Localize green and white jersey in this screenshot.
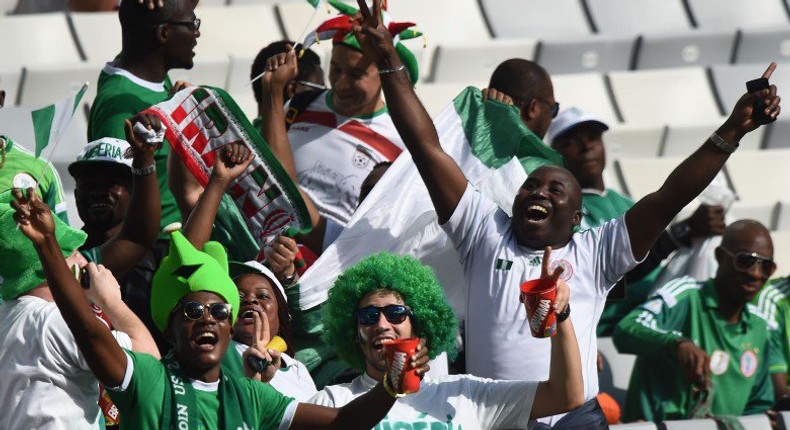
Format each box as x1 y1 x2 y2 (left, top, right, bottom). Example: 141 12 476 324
753 277 790 380
0 137 68 223
109 351 296 429
613 277 774 422
579 188 634 231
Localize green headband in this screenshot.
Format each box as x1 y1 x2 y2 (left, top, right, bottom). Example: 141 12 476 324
0 190 87 300
151 228 239 332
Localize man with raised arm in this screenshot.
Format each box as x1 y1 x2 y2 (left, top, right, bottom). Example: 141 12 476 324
348 0 781 426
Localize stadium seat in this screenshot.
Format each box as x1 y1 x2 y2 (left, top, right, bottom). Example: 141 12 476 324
0 13 82 68
616 156 683 200
737 414 773 430
197 0 227 6
735 28 790 64
68 12 122 63
414 82 482 118
634 30 737 71
169 56 230 90
776 231 790 273
604 123 666 158
479 0 591 39
709 63 775 114
225 55 255 94
428 40 538 83
728 201 779 229
662 121 763 157
193 5 282 60
659 419 719 429
276 1 327 41
727 149 790 203
0 0 16 14
778 409 790 430
551 72 620 126
597 337 636 410
0 66 23 107
686 0 789 30
609 423 657 430
607 67 722 125
535 35 635 75
762 119 790 150
777 202 790 231
19 63 101 109
585 0 692 37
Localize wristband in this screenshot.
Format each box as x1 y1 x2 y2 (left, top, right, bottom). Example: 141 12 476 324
280 272 298 289
557 304 571 323
378 64 405 75
382 374 407 398
131 164 156 176
709 132 738 154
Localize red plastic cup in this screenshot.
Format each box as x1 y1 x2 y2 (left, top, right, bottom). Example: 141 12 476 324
520 278 558 338
383 338 421 394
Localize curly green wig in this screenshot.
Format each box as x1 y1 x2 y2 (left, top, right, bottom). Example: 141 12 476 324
322 253 458 371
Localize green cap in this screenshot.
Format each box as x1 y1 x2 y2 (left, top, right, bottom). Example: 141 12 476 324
0 191 87 300
151 227 239 332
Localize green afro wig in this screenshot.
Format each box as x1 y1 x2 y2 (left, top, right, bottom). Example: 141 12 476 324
322 252 457 371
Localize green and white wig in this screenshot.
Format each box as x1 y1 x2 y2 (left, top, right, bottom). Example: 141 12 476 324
322 252 457 371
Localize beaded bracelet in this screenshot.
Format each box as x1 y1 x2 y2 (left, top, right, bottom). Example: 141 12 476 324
382 374 407 398
131 164 156 176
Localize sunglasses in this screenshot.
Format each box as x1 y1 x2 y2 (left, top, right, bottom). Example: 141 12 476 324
177 301 232 322
720 247 776 277
356 304 413 326
536 98 560 118
165 18 201 32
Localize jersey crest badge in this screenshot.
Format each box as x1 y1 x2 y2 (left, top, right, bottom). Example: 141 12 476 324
352 145 373 169
740 350 758 377
709 350 729 375
549 259 574 281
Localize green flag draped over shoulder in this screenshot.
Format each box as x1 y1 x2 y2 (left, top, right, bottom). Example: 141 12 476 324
297 86 564 315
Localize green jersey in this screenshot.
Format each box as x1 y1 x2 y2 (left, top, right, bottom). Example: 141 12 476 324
753 277 790 383
613 277 774 421
88 64 259 260
0 137 68 223
109 351 294 429
582 188 661 336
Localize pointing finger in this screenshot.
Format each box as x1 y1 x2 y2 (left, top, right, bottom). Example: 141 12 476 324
541 246 552 278
762 62 777 79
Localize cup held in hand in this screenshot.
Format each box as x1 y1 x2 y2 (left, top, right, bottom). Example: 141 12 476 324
382 337 421 394
520 278 558 338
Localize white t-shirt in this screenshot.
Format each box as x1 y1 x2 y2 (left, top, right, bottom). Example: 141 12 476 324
287 91 405 226
233 342 318 401
442 185 639 423
309 373 538 429
0 295 132 430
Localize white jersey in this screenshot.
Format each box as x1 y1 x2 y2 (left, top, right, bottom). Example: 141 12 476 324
287 90 404 225
309 373 538 429
0 296 131 430
442 185 639 424
233 342 317 401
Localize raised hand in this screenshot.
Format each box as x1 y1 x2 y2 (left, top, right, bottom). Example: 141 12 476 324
209 143 254 188
138 0 164 10
725 63 781 137
481 88 514 105
266 235 299 281
242 310 281 382
262 46 299 95
124 112 163 157
539 247 569 314
11 188 55 246
352 0 399 68
676 339 710 390
84 263 122 309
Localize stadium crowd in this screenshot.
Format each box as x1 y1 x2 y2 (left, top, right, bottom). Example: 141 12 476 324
2 0 790 429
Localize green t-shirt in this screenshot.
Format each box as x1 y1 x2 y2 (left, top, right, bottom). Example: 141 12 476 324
109 351 294 429
88 66 259 260
0 137 69 223
613 278 775 421
753 277 790 382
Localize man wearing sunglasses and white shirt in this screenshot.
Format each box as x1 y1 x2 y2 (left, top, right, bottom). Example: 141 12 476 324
614 219 779 422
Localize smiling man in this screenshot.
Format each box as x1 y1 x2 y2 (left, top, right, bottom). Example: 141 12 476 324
613 220 777 421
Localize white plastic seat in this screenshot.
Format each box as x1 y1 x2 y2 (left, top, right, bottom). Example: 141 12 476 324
535 35 635 75
736 414 773 430
727 149 790 203
225 91 258 123
728 201 779 229
604 123 666 159
0 0 17 14
686 0 789 30
616 156 684 200
225 55 255 94
0 67 23 107
429 40 538 83
660 419 719 430
608 67 722 125
169 56 230 89
68 12 122 63
276 1 323 41
479 0 591 39
19 63 101 109
197 0 227 6
585 0 692 37
777 201 790 231
775 231 790 273
735 27 790 64
0 13 82 68
551 73 619 126
634 30 737 70
663 121 763 157
609 423 657 430
709 63 773 113
762 119 790 150
194 5 282 59
414 82 480 118
597 337 636 410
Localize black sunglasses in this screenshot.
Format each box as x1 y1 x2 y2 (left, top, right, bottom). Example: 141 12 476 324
165 18 201 31
356 304 413 326
720 247 776 277
177 301 232 322
536 98 560 118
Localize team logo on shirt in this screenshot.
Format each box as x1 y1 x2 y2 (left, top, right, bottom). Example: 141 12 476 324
12 173 36 190
549 260 573 281
495 258 513 271
709 350 730 375
740 350 758 377
528 256 541 267
352 145 374 169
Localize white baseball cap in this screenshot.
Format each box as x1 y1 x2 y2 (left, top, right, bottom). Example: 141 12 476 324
68 137 133 178
547 107 609 145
